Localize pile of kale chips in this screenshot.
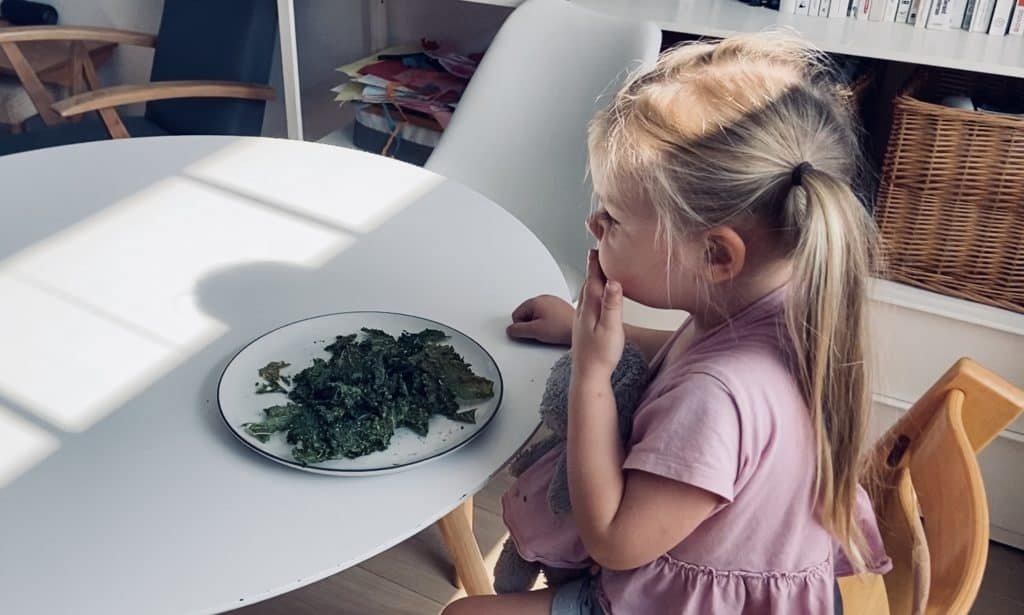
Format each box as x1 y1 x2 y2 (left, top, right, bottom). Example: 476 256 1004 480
243 328 495 465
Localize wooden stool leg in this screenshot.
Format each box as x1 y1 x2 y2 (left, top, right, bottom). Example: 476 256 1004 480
437 496 492 596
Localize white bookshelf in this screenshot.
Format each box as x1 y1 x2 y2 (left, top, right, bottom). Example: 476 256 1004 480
459 0 1024 78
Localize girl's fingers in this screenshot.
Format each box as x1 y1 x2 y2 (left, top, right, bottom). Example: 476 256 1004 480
511 300 534 323
599 280 623 329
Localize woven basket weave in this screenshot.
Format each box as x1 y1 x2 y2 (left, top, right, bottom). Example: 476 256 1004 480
874 68 1024 314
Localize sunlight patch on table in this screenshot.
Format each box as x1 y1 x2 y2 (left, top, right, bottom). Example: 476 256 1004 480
183 138 444 233
0 275 179 431
0 176 352 431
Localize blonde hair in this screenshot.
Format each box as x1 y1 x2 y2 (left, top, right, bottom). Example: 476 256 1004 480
588 31 877 569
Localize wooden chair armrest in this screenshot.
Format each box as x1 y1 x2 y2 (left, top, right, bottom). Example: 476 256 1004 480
52 81 276 116
0 25 156 47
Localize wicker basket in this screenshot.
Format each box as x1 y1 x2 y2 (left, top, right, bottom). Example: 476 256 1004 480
874 68 1024 313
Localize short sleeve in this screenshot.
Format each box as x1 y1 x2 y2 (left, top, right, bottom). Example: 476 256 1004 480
623 372 741 502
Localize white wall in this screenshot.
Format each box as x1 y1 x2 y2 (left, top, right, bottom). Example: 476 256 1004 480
47 0 162 87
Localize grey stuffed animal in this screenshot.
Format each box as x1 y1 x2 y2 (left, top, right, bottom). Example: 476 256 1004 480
493 342 651 594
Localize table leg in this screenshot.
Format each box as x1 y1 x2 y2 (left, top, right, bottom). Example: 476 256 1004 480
450 496 475 590
437 496 492 596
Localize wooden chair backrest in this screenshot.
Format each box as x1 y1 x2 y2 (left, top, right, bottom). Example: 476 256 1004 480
841 358 1024 615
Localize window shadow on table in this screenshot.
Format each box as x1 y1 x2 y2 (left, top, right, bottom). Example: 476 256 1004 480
0 138 239 264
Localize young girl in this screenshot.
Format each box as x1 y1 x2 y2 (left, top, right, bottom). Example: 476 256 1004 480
444 31 890 615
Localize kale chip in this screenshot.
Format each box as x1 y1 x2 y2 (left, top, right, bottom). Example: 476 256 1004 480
241 328 494 465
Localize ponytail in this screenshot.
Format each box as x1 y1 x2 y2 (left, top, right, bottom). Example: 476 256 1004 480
785 166 877 570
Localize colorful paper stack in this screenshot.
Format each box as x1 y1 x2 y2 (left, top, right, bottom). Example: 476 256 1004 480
333 40 482 131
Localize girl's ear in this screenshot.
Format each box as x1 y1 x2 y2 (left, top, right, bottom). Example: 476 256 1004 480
702 226 746 283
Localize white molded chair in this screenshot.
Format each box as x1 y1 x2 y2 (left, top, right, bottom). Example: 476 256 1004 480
428 1 661 597
426 0 661 294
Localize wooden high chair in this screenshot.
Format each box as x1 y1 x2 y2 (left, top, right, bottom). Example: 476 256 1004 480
838 358 1024 615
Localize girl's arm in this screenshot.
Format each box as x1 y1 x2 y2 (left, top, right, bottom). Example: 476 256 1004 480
567 377 720 571
507 295 675 361
570 251 719 571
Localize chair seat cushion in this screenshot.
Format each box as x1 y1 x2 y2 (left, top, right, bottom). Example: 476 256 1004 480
0 115 169 156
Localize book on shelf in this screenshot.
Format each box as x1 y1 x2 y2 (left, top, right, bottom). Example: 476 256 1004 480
848 0 859 16
1010 0 1024 33
858 0 871 19
819 0 833 16
961 0 978 27
829 0 849 17
953 0 970 26
989 0 1015 32
927 0 957 28
896 0 914 21
884 0 902 19
809 0 823 16
869 0 887 18
910 0 935 24
969 0 996 30
795 0 812 14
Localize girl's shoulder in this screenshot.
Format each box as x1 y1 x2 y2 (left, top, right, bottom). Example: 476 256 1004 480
656 337 799 404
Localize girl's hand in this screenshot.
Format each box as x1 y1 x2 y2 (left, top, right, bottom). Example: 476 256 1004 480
572 250 624 382
507 295 575 346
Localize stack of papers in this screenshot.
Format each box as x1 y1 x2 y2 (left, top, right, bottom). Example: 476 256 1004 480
332 40 482 130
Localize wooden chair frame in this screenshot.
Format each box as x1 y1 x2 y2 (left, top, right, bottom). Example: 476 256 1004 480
0 26 274 139
840 358 1024 615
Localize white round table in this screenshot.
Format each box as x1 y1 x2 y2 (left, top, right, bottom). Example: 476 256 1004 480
0 136 569 614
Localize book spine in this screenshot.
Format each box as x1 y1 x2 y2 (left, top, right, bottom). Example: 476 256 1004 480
897 0 914 21
830 0 849 17
970 0 995 29
908 0 923 22
796 0 813 14
810 0 824 15
950 0 969 26
858 0 872 18
917 0 936 24
1009 0 1024 33
884 0 902 19
989 0 1015 32
870 0 888 18
819 0 834 16
962 0 978 27
927 0 953 28
970 0 995 30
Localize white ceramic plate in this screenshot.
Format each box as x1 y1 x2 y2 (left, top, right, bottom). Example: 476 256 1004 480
218 312 503 476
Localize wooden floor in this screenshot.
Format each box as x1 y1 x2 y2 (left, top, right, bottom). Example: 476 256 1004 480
233 467 1024 615
232 468 519 615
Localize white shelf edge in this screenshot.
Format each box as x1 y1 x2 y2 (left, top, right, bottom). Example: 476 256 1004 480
459 0 1024 78
873 392 1024 443
869 278 1024 337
